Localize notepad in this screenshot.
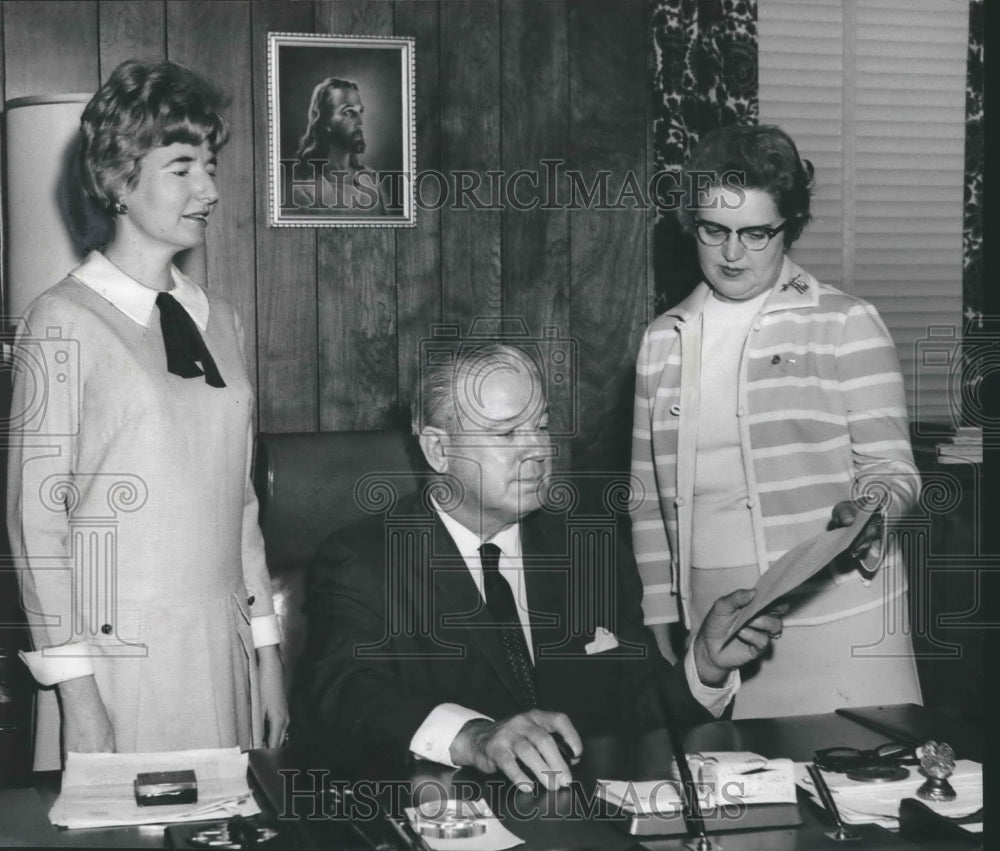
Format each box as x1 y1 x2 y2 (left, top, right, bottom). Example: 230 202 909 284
688 752 798 806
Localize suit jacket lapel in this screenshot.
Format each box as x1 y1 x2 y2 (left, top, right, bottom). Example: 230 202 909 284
429 513 527 706
521 513 570 661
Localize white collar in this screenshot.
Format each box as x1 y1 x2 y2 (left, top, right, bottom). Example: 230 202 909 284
433 500 523 563
70 251 211 331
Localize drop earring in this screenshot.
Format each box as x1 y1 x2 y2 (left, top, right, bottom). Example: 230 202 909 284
112 200 128 215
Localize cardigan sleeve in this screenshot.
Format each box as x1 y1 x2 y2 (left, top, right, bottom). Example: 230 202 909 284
837 300 921 519
630 325 680 625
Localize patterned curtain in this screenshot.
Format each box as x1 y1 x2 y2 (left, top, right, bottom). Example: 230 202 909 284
962 0 983 327
650 0 759 313
959 0 984 429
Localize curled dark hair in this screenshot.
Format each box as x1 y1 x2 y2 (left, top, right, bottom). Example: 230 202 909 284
296 77 363 169
80 59 229 213
679 124 814 248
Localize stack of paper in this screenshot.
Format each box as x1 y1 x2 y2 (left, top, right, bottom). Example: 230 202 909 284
794 760 982 829
937 426 983 464
48 747 259 829
596 779 689 815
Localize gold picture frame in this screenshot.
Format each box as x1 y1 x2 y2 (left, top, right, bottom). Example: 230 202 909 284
267 32 416 227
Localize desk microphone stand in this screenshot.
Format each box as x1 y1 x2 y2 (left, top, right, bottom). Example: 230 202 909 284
656 677 721 851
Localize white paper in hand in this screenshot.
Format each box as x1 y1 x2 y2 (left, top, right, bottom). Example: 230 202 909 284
723 508 877 642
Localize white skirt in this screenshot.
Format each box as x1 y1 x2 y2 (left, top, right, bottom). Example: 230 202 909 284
689 564 922 719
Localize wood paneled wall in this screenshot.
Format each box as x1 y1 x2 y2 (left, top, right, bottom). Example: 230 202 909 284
1 0 654 474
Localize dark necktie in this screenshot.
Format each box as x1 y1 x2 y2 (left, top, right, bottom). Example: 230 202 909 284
155 291 226 388
479 542 537 710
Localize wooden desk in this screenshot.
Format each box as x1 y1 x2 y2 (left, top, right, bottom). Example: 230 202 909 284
250 704 982 851
0 704 982 849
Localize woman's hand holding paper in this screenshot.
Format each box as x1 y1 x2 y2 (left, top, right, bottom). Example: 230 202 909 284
831 502 884 565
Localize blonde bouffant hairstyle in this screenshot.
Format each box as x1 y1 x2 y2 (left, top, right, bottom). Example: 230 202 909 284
80 59 229 214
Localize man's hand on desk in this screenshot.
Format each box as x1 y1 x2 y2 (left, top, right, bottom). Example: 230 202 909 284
450 711 583 792
693 588 786 687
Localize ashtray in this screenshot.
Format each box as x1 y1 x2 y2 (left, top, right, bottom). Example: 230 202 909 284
845 765 910 783
411 799 490 839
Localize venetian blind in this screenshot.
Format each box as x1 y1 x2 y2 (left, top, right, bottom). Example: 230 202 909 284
757 0 968 426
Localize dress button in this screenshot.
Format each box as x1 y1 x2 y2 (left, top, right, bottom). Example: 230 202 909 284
675 497 686 508
752 322 762 331
247 595 255 606
101 624 112 635
746 498 756 508
771 355 781 364
736 407 745 416
669 404 681 416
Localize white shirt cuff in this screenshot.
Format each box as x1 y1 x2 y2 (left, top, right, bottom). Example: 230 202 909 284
20 644 96 686
409 703 492 767
251 614 281 648
684 647 740 718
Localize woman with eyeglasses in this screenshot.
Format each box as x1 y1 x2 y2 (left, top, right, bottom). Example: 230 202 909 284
630 124 922 717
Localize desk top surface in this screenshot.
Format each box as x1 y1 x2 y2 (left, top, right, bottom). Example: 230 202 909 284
0 703 983 850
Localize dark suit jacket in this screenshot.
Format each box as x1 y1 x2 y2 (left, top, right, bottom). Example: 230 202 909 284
293 491 713 767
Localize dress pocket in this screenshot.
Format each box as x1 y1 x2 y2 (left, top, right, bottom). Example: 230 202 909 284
232 591 252 626
230 592 263 747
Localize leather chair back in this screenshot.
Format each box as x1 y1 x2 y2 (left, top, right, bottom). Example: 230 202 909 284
252 430 425 691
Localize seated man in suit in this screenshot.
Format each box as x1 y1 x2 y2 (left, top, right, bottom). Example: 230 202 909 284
294 343 782 790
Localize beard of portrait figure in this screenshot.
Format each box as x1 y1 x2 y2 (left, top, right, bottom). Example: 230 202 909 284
329 119 365 155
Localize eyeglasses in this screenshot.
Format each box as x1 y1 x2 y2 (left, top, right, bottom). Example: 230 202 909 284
694 219 788 251
814 742 918 773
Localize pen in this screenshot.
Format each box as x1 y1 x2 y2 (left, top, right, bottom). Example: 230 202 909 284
387 814 430 851
806 762 857 841
671 734 710 846
654 677 713 849
349 818 393 851
386 815 414 850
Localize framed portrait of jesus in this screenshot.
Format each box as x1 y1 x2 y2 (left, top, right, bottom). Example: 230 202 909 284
268 32 416 227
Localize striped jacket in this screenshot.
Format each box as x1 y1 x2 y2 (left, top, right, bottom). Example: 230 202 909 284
630 257 920 629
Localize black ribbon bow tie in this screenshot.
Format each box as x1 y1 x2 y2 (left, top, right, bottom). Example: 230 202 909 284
155 291 225 388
